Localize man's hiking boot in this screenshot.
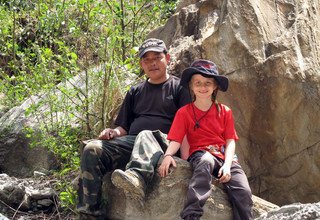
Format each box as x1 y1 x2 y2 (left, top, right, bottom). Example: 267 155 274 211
111 169 146 200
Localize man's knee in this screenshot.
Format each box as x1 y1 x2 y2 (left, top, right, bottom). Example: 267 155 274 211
134 130 155 146
137 130 153 138
82 140 103 157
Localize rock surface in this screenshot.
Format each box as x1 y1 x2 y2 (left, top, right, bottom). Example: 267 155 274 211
256 202 320 220
149 0 320 206
0 162 317 220
102 157 278 220
0 0 319 211
0 71 87 177
0 96 58 177
0 173 57 215
0 66 134 178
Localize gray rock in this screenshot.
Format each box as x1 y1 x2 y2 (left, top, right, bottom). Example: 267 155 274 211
256 202 320 220
0 213 9 220
33 171 46 177
37 199 54 207
1 0 319 215
149 0 320 206
102 157 278 220
0 174 56 212
0 66 135 178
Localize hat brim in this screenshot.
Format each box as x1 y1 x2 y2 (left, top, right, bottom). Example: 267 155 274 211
180 67 229 92
139 47 166 58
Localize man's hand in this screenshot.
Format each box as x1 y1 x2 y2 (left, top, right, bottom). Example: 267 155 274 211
218 164 231 183
98 128 120 140
159 155 177 177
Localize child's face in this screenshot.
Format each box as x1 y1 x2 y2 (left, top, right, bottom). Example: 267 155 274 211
190 74 218 99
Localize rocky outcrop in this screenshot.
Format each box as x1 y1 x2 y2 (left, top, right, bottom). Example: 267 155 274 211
0 93 64 177
1 159 318 220
0 97 58 177
0 66 134 177
0 71 87 177
1 0 319 214
256 202 320 220
0 173 57 215
149 0 320 206
102 157 278 220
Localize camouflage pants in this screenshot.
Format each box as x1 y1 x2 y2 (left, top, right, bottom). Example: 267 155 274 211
77 130 169 214
77 135 136 214
126 130 169 184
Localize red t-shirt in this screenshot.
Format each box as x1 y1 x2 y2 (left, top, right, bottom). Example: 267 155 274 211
167 103 239 160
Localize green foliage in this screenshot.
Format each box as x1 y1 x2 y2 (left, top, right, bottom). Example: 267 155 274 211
0 0 178 212
24 124 81 209
24 125 80 169
58 184 77 209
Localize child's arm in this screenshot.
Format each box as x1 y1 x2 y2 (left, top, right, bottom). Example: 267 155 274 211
218 139 235 183
158 141 181 177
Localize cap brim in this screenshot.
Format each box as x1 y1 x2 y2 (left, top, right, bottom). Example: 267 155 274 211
180 67 229 92
139 47 166 58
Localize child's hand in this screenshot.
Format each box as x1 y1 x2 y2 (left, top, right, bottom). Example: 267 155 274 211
158 155 176 177
218 164 231 183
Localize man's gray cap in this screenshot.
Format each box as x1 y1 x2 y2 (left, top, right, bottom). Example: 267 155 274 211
138 38 167 58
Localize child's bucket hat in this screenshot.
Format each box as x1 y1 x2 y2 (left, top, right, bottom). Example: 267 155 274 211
180 59 229 92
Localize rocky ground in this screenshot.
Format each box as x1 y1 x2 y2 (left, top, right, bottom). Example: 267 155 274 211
1 209 75 220
1 170 320 220
0 173 77 220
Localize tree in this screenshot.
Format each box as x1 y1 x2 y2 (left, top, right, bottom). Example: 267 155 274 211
0 0 177 211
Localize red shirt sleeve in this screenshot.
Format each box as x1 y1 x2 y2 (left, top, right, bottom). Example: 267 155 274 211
167 107 188 143
222 106 239 141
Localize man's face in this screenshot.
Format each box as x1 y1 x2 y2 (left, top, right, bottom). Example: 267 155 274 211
139 51 170 83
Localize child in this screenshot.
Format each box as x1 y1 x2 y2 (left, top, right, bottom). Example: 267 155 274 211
159 59 253 220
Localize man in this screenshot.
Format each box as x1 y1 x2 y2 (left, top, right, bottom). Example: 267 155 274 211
77 38 190 219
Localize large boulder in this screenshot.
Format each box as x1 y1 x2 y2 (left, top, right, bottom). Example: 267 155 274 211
0 70 87 177
149 0 320 206
0 66 134 178
102 157 278 220
0 96 58 177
